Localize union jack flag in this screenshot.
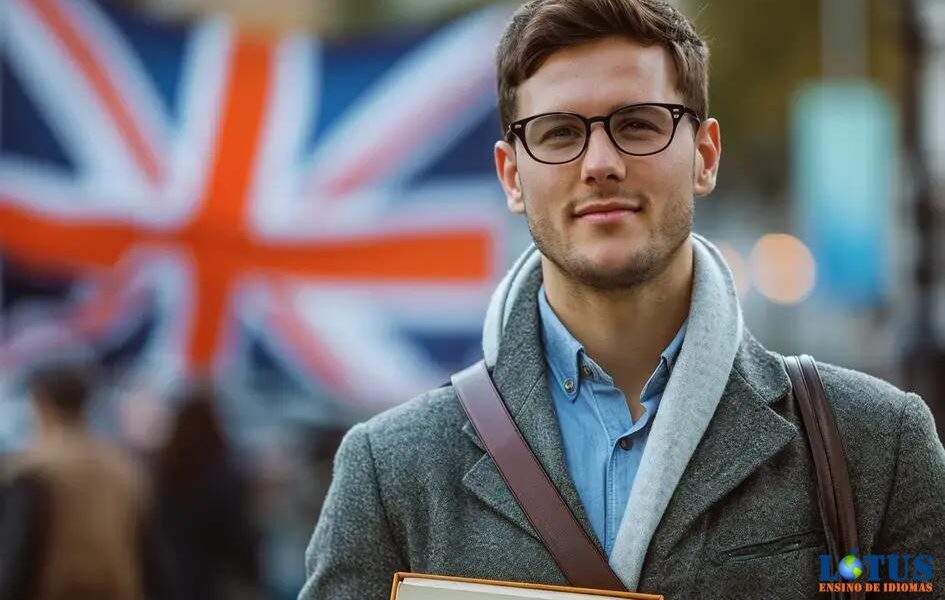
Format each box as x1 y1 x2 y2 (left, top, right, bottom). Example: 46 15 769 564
0 0 509 427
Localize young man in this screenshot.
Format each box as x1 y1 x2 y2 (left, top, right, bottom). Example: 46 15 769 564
299 1 945 598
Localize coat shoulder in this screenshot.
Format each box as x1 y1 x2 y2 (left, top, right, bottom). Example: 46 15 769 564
802 360 921 477
813 360 912 418
738 331 916 445
336 383 479 532
357 383 469 461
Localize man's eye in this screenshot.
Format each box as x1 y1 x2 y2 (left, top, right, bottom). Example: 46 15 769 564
620 119 657 132
544 127 580 140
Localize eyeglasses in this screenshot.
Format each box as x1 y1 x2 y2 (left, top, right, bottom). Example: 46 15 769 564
506 102 701 165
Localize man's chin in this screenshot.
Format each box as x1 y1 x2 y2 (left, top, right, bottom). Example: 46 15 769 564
563 254 657 290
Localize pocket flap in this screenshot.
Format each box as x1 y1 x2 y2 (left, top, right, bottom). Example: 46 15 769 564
714 530 827 563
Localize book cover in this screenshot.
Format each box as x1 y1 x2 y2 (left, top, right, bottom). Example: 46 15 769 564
390 572 664 600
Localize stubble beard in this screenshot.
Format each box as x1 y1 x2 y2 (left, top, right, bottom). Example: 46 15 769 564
524 193 694 292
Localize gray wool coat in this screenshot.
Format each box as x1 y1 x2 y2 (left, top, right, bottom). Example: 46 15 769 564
299 266 945 600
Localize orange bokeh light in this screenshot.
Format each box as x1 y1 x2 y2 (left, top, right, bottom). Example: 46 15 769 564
749 234 817 305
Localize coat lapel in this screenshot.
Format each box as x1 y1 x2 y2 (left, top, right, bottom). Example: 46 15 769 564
646 333 797 559
461 267 601 551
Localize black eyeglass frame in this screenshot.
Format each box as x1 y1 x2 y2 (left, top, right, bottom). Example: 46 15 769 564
505 102 702 165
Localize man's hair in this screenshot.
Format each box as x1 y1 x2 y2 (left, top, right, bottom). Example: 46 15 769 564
29 363 93 421
495 0 709 134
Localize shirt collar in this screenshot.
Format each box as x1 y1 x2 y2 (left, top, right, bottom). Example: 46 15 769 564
538 284 688 402
537 284 584 400
661 318 687 371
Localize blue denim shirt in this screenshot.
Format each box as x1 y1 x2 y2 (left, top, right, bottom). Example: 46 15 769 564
537 284 687 556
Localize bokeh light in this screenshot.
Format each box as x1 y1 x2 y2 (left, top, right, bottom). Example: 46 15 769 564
749 233 817 305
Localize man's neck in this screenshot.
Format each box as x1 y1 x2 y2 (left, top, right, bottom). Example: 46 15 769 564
541 239 694 416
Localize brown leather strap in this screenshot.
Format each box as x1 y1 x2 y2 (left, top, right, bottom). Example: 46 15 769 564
783 355 862 600
451 360 627 591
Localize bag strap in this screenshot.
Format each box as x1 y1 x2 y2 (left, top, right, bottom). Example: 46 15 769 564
783 355 863 600
451 360 627 591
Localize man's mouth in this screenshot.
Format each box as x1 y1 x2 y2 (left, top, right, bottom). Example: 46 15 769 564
573 201 642 221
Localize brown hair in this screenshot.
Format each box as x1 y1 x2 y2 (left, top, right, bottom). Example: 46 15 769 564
495 0 709 134
155 381 228 488
29 362 93 422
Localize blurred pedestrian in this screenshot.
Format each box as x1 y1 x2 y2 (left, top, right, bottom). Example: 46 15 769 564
154 382 263 600
0 361 172 600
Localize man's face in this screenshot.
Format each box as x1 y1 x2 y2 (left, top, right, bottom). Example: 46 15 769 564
495 36 720 290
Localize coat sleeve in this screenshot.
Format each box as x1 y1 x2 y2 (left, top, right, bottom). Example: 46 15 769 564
298 423 408 600
873 392 945 596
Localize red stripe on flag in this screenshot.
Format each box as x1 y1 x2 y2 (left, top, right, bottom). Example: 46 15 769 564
184 35 274 364
29 0 163 186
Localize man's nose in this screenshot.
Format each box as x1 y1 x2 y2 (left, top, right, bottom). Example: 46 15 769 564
580 124 626 185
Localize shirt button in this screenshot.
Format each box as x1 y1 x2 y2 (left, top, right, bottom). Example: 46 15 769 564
563 378 575 392
581 364 592 377
619 437 634 451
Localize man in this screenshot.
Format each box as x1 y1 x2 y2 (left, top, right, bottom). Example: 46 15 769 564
299 1 945 598
0 363 172 599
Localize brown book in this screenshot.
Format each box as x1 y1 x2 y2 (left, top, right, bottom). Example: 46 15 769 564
390 573 663 600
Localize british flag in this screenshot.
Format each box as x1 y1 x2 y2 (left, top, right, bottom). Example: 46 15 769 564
0 0 510 428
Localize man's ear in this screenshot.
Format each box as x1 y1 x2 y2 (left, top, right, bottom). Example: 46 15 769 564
495 140 525 214
692 118 721 197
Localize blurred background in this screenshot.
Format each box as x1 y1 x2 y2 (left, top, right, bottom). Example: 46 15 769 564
0 0 942 596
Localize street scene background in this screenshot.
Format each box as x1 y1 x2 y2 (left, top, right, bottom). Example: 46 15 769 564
1 0 943 596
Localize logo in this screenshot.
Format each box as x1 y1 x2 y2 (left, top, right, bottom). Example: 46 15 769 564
837 554 864 580
819 550 934 594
